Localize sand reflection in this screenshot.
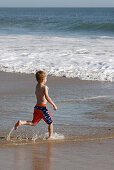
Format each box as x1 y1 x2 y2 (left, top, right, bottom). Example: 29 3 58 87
31 143 53 170
11 142 53 170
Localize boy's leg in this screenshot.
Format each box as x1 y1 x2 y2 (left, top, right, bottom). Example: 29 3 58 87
48 123 53 137
14 120 37 130
41 106 53 137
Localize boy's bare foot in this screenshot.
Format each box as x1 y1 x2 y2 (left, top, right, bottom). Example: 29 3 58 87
14 120 22 130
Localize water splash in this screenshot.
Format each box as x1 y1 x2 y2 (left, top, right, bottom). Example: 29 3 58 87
43 132 65 140
51 132 65 139
6 127 14 141
31 134 38 142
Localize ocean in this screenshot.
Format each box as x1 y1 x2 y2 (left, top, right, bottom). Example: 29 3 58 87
0 7 114 81
0 8 114 145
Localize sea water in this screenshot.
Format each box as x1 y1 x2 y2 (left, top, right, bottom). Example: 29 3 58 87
0 76 114 143
0 8 114 81
0 8 114 144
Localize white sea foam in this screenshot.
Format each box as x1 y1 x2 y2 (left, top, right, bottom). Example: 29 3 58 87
0 35 114 81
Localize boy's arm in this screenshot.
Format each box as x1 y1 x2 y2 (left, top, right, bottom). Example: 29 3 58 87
44 86 57 110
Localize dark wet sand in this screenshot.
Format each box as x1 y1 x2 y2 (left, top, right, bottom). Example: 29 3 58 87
0 71 114 170
0 139 114 170
1 71 112 94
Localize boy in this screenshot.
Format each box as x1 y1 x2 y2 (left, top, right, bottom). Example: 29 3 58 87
14 70 57 138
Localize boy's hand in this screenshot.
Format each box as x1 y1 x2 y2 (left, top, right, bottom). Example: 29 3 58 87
53 105 57 110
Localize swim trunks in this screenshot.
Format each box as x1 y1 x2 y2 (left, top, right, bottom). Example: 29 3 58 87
32 104 53 125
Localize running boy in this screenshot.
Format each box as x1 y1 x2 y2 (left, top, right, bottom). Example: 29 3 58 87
14 70 57 138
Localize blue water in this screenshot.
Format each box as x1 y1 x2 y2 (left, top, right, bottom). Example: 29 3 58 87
0 7 114 36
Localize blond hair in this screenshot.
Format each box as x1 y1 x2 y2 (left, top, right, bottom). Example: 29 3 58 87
35 70 47 83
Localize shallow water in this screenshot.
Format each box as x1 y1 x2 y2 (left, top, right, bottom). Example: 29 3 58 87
0 74 114 145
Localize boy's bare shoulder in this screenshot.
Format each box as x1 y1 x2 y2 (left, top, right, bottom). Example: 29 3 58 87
44 85 49 88
35 84 49 94
44 85 49 90
35 84 48 92
43 85 49 94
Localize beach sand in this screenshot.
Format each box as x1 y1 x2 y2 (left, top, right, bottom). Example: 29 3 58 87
0 71 114 170
0 139 114 170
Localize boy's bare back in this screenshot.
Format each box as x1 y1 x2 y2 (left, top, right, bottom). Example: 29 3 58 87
35 70 57 110
35 84 48 105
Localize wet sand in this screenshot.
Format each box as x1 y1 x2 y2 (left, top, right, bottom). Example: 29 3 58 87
1 71 113 94
0 71 114 169
0 139 114 170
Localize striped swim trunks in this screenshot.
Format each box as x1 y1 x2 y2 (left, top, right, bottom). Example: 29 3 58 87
32 104 53 125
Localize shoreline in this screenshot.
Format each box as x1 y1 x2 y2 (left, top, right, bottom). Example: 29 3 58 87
0 71 114 139
0 134 114 148
0 70 114 85
0 70 114 170
0 71 100 95
0 70 114 142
